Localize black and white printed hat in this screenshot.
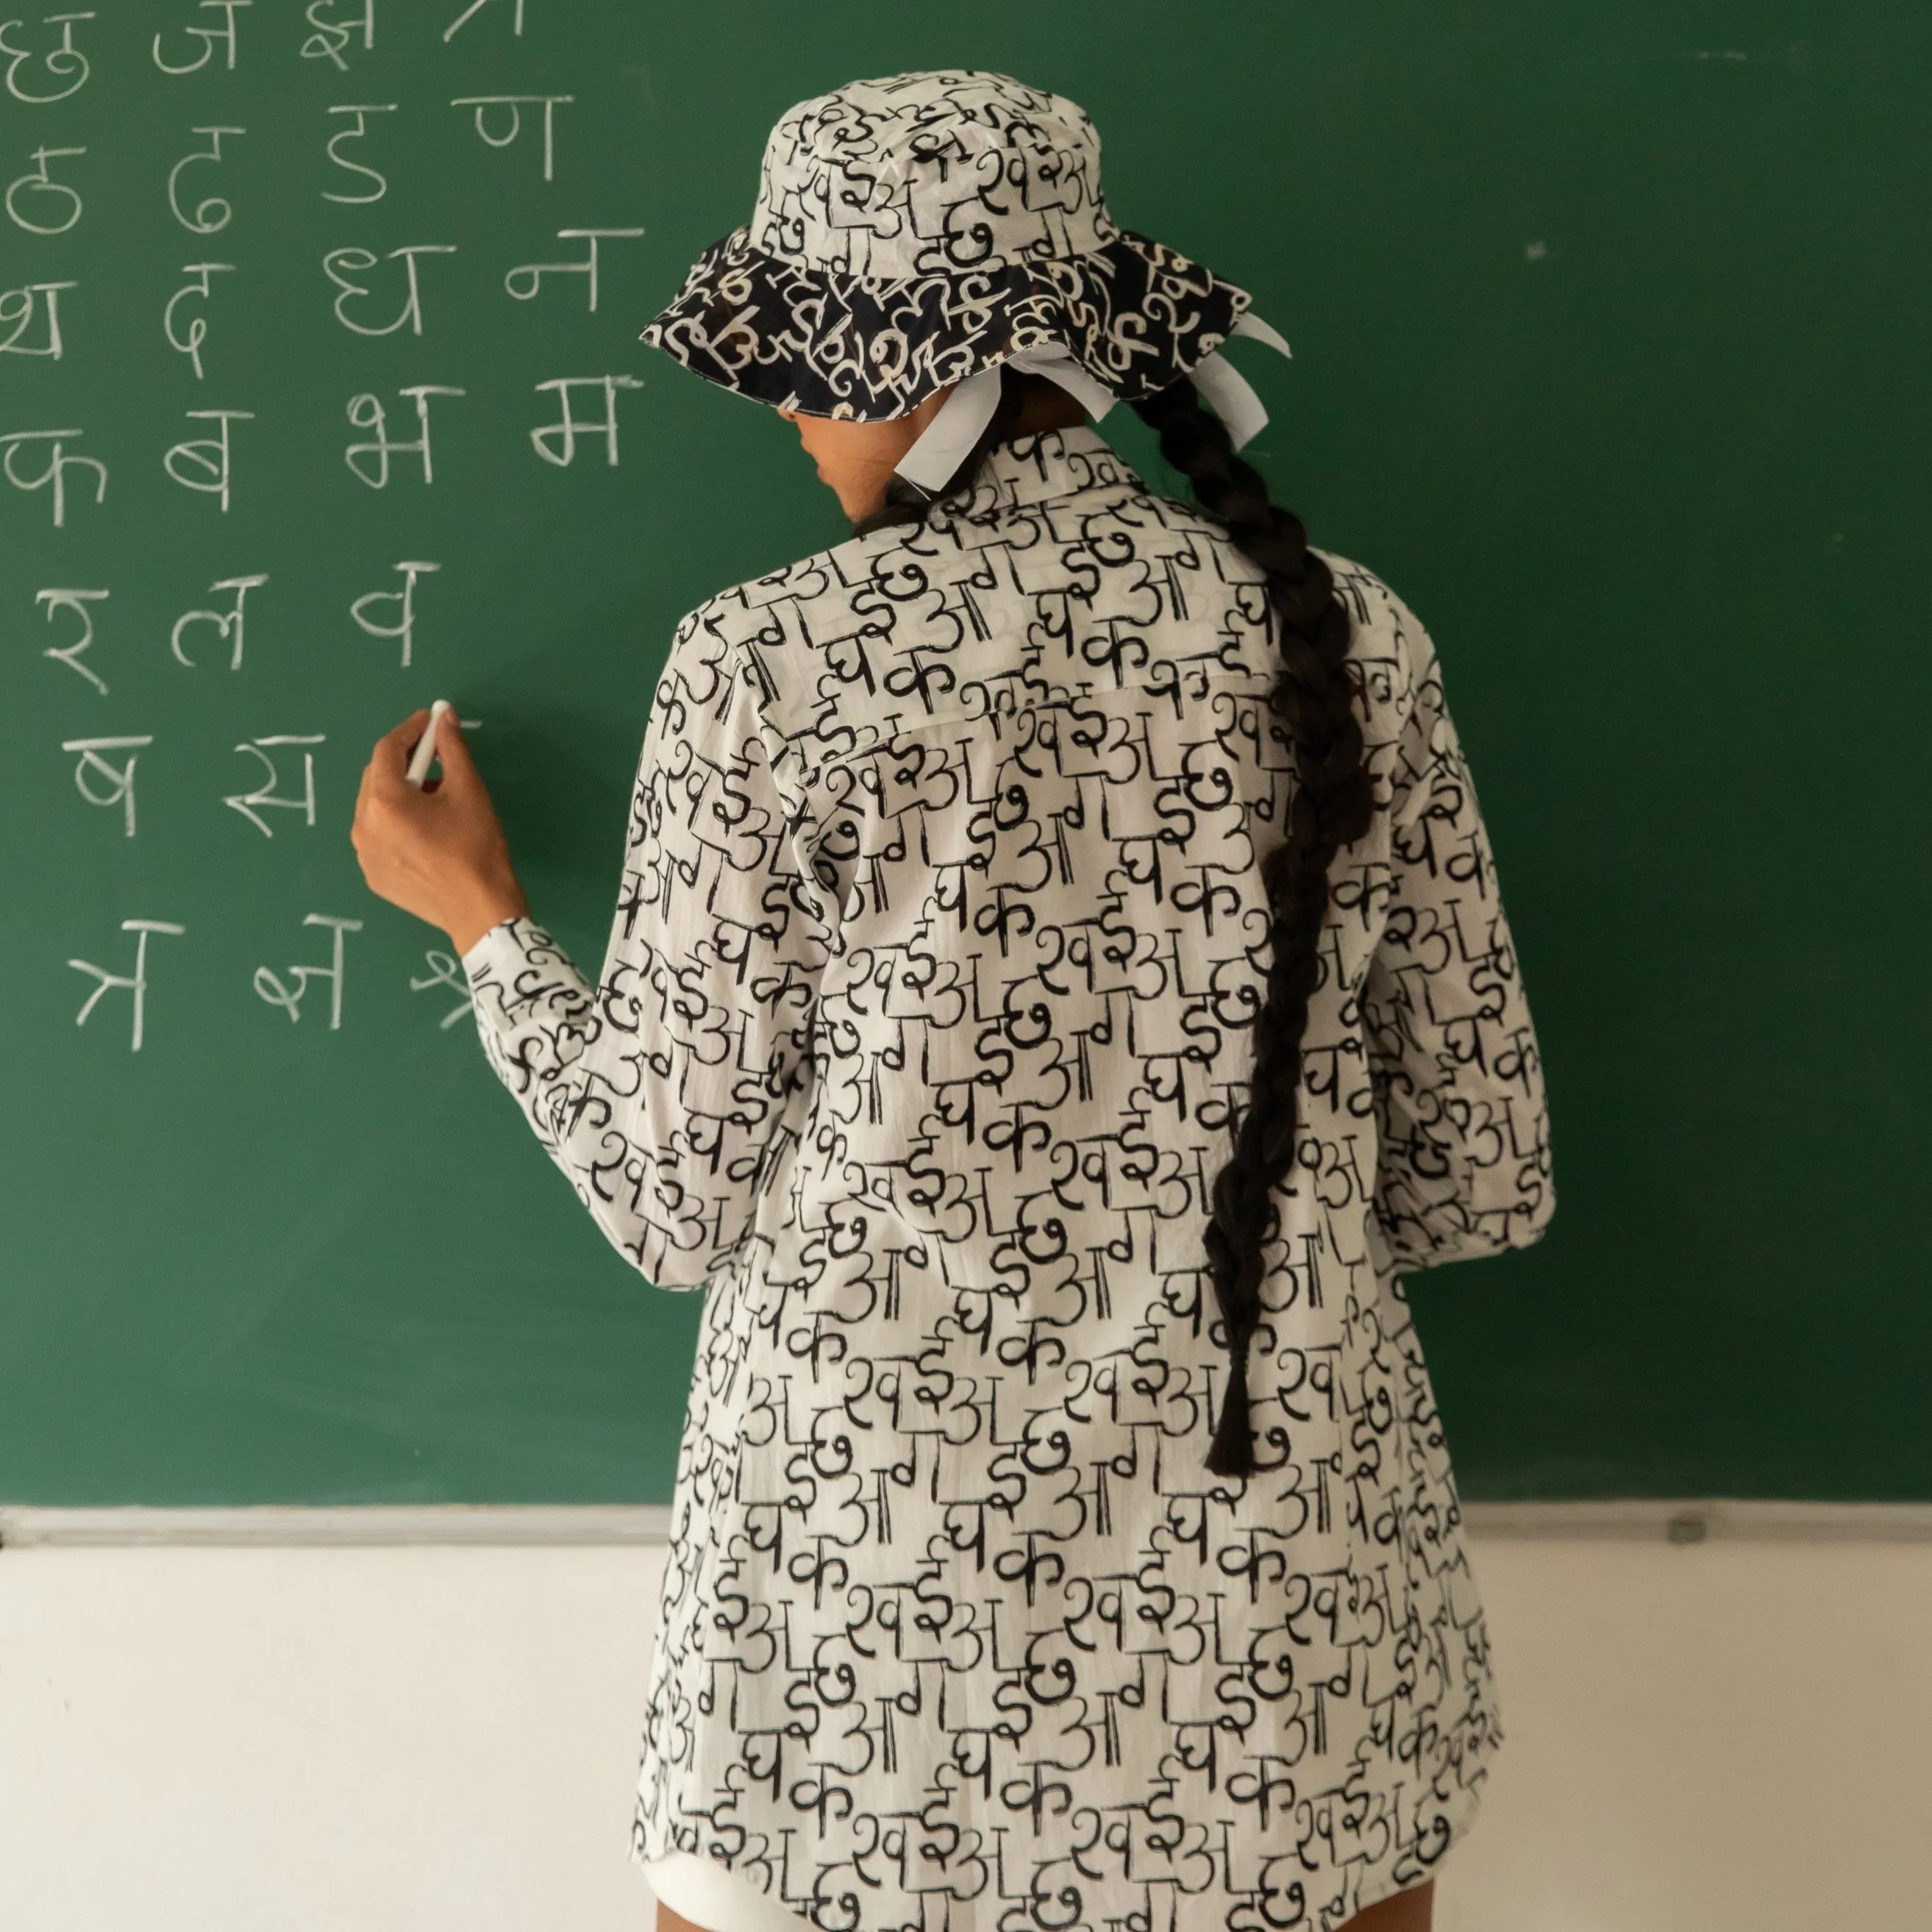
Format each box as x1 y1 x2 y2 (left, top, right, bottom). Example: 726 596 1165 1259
638 69 1290 490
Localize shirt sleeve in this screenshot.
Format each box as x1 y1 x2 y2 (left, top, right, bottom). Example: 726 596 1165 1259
1359 590 1555 1272
460 605 830 1286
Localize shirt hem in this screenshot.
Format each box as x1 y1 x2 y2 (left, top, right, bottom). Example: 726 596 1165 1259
642 1849 816 1932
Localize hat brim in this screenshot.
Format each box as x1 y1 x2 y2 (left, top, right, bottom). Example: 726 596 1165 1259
638 227 1252 421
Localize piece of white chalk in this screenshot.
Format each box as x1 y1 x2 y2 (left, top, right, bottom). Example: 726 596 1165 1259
405 699 453 788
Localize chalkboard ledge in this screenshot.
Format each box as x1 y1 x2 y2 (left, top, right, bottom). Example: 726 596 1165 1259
4 1501 1931 1547
0 1505 673 1547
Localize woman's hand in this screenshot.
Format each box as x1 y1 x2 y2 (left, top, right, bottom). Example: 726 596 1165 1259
352 709 530 958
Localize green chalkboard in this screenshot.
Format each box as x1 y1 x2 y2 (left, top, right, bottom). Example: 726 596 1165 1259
4 3 1926 1505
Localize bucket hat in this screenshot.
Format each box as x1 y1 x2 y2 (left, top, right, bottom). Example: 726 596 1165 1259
639 69 1290 490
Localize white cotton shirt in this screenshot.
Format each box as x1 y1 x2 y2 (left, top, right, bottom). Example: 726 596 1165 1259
646 1849 814 1932
463 427 1553 1932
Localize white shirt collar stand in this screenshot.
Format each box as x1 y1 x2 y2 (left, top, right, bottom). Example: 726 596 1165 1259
945 423 1141 516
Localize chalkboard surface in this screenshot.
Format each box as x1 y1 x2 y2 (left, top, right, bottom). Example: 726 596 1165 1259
4 4 1926 1504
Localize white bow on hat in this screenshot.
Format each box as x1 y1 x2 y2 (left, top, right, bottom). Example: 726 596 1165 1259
894 313 1294 493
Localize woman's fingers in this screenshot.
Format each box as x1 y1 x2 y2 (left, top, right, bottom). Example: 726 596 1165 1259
428 710 480 793
369 708 431 792
348 703 527 952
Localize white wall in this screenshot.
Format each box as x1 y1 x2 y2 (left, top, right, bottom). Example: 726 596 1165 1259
1439 1533 1932 1931
1 1514 1927 1932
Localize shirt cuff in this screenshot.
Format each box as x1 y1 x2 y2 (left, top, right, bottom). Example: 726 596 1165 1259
460 913 552 983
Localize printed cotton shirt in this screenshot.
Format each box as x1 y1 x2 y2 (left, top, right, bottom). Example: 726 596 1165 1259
462 426 1554 1932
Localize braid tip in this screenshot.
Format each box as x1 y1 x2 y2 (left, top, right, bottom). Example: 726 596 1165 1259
1205 1364 1257 1478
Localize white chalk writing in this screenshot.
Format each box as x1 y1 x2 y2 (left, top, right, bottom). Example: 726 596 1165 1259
530 375 641 466
7 143 84 233
1 278 74 357
442 0 519 41
301 0 373 71
61 734 152 838
1 11 93 102
37 585 110 693
152 0 249 75
322 101 394 203
254 913 361 1027
324 243 454 336
345 384 464 486
70 920 185 1052
171 573 266 669
351 559 439 667
163 262 235 379
2 427 105 526
224 734 323 837
163 408 252 512
409 948 474 1028
168 126 244 234
451 93 571 182
505 227 641 312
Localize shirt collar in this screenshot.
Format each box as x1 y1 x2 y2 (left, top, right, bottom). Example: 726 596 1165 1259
968 424 1145 513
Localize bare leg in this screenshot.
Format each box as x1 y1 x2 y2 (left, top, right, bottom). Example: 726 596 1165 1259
1338 1880 1435 1931
660 1886 1434 1932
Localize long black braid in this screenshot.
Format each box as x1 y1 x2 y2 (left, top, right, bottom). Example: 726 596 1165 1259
1129 378 1375 1476
851 365 1376 1479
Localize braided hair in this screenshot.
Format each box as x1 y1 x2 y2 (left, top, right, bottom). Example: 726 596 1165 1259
851 366 1377 1480
1128 379 1375 1477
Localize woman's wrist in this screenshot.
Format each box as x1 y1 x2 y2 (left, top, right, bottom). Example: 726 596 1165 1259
445 873 531 960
